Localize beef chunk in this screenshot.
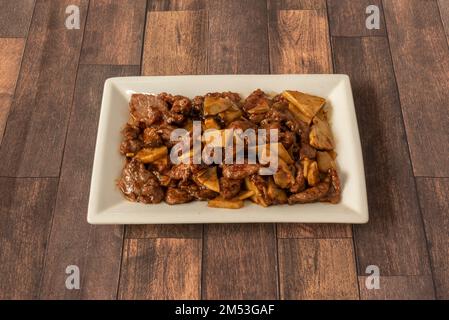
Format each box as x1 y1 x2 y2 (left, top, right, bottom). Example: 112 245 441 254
288 177 330 204
143 127 163 147
120 139 143 155
129 94 168 126
165 187 193 204
219 178 241 199
222 164 259 180
118 159 164 204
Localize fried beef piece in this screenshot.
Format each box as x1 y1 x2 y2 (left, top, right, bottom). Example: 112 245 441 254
171 96 192 114
180 183 218 200
142 127 163 147
206 91 241 103
118 159 164 204
299 142 316 160
243 89 271 113
320 168 341 204
222 163 259 180
288 175 330 204
168 163 191 181
169 163 207 181
156 123 178 148
120 138 143 155
120 124 143 155
290 163 306 193
219 177 241 199
165 187 193 205
227 120 256 132
192 95 204 113
130 94 168 126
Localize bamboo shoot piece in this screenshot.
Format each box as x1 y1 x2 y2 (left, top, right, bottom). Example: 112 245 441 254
196 166 220 192
204 96 233 115
309 117 335 150
135 146 168 163
208 196 244 209
282 90 326 124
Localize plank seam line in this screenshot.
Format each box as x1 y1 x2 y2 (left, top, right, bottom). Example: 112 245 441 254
0 1 37 148
380 0 438 299
78 63 141 67
326 0 361 300
118 0 150 299
37 0 92 299
436 0 449 53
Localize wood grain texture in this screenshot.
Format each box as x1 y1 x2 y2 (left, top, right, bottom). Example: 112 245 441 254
269 9 332 74
333 36 431 276
80 0 147 65
416 178 449 299
202 224 278 299
118 239 201 300
0 178 58 299
207 0 269 74
202 0 278 300
0 0 88 177
125 224 202 239
269 8 352 238
0 38 25 143
439 0 449 43
327 0 386 36
128 9 207 238
148 0 205 11
278 239 359 299
358 276 435 300
277 224 352 239
269 0 326 11
383 0 449 177
0 0 35 37
142 10 207 75
39 65 139 299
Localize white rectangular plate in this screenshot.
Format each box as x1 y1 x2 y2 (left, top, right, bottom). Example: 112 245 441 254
87 75 368 224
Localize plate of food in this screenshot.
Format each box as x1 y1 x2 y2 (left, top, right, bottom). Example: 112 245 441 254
87 75 368 224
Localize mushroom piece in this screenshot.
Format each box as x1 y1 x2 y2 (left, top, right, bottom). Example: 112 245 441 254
267 177 288 204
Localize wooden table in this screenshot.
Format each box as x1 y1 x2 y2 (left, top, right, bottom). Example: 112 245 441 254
0 0 448 300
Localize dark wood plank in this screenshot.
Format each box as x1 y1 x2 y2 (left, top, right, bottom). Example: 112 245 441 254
127 9 207 239
269 9 332 74
277 224 352 238
80 0 147 65
269 0 326 11
439 0 449 43
118 239 201 299
142 10 207 75
327 0 386 36
202 224 278 299
0 178 58 299
278 239 359 299
202 0 278 300
269 8 352 238
125 224 202 239
383 0 449 177
358 276 435 300
0 0 35 37
333 36 432 276
0 38 25 143
39 65 139 299
148 0 204 11
416 178 449 299
0 0 89 177
207 0 269 74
